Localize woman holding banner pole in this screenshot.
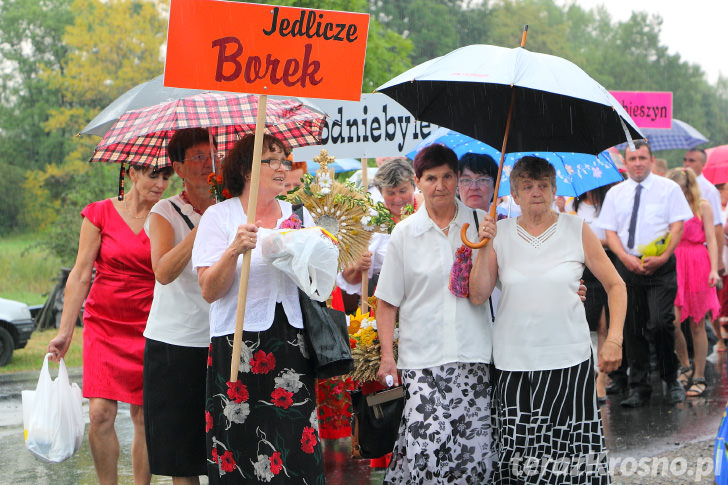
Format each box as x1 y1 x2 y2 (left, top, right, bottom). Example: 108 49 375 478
192 134 324 483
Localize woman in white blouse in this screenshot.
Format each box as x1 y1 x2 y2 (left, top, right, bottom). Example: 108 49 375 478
375 144 495 483
470 156 626 484
144 128 217 484
191 134 323 483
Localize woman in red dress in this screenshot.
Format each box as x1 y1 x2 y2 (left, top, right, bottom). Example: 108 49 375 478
48 163 172 484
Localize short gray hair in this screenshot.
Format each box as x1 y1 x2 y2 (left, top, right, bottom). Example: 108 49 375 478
373 158 415 190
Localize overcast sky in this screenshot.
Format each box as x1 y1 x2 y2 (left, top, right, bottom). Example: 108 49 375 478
558 0 727 84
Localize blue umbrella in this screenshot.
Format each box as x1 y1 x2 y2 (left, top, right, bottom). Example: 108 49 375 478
614 119 708 152
409 128 623 197
305 158 361 174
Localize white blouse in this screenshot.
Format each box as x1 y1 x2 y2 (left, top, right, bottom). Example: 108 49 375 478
144 195 210 347
191 198 314 337
493 213 592 371
375 199 493 370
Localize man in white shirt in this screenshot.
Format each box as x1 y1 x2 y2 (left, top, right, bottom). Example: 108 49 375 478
596 141 693 407
684 148 724 269
683 148 725 350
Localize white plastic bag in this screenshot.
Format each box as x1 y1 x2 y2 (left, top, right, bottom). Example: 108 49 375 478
261 227 339 301
23 353 84 463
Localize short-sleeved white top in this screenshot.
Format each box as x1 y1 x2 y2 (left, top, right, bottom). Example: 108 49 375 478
493 213 591 371
374 198 493 370
144 195 210 347
595 174 693 256
191 197 314 337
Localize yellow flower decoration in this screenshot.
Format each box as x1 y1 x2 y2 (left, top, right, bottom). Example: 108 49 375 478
348 307 370 335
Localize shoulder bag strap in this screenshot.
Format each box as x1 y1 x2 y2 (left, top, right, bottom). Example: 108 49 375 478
169 201 195 230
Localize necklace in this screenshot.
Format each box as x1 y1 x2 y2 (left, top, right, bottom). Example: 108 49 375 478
435 203 459 231
123 199 150 219
180 191 204 215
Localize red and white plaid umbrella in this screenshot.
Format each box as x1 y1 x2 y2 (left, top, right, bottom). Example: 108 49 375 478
88 92 325 167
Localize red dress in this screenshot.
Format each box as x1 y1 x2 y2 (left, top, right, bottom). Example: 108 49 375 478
81 199 155 406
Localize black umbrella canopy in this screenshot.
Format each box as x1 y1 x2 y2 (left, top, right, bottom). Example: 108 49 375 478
376 45 643 155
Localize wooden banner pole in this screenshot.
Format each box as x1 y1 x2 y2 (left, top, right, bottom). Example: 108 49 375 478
230 94 268 382
360 157 369 314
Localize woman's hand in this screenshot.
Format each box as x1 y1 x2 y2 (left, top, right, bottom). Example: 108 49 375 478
230 223 259 256
354 252 372 273
598 339 622 374
578 279 587 302
477 214 497 241
376 355 399 387
47 333 72 362
709 269 720 288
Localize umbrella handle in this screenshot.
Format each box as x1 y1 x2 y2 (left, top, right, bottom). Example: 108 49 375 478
461 223 489 249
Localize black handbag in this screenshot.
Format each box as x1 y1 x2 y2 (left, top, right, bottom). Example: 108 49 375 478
350 386 405 459
298 290 354 379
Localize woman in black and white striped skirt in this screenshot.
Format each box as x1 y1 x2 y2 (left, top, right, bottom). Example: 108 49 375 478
470 156 627 484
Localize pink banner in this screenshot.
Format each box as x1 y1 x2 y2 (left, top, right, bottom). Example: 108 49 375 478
609 91 672 129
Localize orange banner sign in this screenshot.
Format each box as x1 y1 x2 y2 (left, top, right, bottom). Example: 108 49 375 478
165 0 370 101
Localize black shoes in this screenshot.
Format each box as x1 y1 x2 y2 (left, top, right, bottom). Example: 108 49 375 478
666 380 686 405
606 380 628 395
620 390 651 408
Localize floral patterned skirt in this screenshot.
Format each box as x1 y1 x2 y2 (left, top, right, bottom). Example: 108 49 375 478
206 304 325 484
384 362 495 484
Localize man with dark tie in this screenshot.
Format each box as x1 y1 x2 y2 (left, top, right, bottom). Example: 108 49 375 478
596 141 693 407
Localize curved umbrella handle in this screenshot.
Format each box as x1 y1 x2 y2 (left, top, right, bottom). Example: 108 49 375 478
461 223 489 249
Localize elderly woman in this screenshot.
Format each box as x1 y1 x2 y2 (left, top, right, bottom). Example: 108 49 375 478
143 128 217 484
470 156 626 483
338 158 422 302
48 162 173 484
375 144 495 482
191 134 323 483
458 152 499 211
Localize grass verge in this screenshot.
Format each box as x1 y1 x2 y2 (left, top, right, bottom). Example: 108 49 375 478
0 234 62 305
0 327 83 374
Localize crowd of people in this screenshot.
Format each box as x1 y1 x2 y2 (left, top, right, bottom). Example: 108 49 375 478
45 128 725 483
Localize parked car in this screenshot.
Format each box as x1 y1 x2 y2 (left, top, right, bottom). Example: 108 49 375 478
0 297 35 366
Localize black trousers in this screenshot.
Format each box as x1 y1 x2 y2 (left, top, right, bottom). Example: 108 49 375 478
615 255 679 391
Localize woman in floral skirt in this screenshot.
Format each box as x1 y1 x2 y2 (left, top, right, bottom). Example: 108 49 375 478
375 144 496 482
192 134 324 484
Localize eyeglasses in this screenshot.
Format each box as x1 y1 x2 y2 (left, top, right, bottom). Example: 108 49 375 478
183 153 224 163
261 158 293 171
459 177 494 188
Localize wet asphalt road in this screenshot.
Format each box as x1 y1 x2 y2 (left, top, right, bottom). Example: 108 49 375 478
1 354 725 484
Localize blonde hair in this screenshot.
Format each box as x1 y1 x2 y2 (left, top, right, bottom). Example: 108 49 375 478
666 167 702 217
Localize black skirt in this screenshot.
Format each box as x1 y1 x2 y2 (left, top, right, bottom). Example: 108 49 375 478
492 359 610 484
582 250 614 332
206 303 324 484
143 338 208 477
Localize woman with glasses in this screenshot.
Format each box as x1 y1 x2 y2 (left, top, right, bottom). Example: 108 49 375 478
192 134 324 483
457 153 499 212
143 128 217 484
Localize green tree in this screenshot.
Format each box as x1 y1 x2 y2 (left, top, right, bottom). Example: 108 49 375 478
370 0 461 64
0 0 74 171
28 0 168 259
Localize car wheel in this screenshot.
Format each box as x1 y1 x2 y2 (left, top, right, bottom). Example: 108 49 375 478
0 327 14 366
